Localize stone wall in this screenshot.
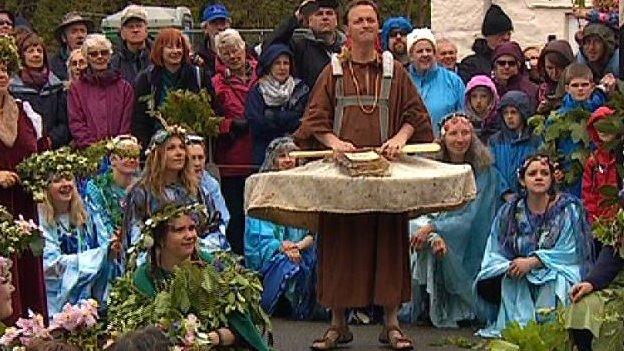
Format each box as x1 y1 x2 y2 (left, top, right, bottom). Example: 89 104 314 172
431 0 580 59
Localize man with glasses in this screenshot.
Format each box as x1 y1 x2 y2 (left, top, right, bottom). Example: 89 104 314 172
458 4 513 83
49 12 93 81
263 0 346 88
0 9 14 37
111 5 151 85
381 17 412 67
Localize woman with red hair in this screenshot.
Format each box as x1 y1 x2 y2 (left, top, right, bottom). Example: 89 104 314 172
132 28 220 150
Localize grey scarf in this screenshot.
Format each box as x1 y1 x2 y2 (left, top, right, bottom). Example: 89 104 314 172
258 76 296 107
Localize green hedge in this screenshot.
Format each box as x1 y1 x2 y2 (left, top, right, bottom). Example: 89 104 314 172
4 0 430 52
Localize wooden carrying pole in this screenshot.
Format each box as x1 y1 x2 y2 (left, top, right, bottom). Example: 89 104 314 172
289 143 441 159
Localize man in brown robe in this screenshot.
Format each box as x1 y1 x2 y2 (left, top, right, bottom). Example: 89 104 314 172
293 1 433 349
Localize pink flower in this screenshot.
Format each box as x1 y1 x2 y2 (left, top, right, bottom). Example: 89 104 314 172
0 327 19 346
183 331 196 346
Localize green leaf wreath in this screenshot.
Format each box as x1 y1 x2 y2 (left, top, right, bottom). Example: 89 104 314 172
141 89 223 137
107 253 271 349
528 108 592 186
487 308 572 351
0 205 44 257
592 208 624 259
16 147 99 202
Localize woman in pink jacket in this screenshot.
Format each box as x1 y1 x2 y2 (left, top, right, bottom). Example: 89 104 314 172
211 29 258 255
68 34 133 148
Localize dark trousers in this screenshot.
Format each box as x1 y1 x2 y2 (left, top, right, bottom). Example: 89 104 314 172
571 329 593 351
476 275 503 305
221 175 247 255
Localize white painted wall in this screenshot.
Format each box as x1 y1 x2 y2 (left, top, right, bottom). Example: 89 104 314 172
431 0 583 59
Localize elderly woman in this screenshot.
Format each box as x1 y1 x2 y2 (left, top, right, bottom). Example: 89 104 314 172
0 9 14 37
245 43 309 166
123 126 229 255
65 48 87 87
39 165 118 315
406 28 465 137
10 32 69 150
536 40 574 114
491 42 539 110
474 154 593 337
132 28 220 150
68 34 134 148
212 28 258 255
0 35 46 322
402 113 503 328
244 137 317 319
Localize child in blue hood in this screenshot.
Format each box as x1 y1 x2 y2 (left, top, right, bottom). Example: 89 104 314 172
490 91 541 199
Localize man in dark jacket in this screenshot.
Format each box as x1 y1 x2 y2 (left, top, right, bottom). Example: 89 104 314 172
457 4 513 83
49 12 93 81
197 3 232 78
110 5 152 85
262 0 346 89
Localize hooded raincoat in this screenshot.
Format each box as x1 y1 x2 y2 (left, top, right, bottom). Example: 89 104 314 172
492 42 538 111
408 63 465 136
489 91 541 195
245 44 310 166
581 107 621 223
464 75 500 141
576 24 620 82
536 40 574 114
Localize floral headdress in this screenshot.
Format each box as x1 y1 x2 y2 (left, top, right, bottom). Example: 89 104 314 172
0 35 21 74
0 205 44 257
16 147 99 202
108 135 142 158
126 203 209 273
145 125 188 156
439 112 474 136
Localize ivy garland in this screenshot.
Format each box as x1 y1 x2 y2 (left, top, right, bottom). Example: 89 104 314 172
528 108 592 186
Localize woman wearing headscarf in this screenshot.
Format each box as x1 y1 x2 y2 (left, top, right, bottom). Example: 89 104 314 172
245 43 309 166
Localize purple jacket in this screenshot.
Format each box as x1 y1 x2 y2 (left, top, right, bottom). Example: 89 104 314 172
492 42 539 110
68 70 134 148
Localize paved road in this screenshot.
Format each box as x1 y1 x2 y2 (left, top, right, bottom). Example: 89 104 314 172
270 319 481 350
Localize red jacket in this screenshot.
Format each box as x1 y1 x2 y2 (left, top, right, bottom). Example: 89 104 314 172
211 56 258 177
582 107 619 223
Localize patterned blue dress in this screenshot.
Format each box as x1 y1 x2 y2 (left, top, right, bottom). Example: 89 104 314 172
474 193 593 337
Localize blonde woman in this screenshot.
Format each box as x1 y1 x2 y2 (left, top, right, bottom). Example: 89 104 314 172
123 126 230 254
68 34 134 148
40 171 118 316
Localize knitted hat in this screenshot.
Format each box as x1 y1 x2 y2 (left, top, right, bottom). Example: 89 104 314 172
481 4 513 36
406 28 436 53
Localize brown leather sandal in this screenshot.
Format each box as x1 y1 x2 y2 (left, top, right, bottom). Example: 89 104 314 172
380 325 413 350
310 325 353 350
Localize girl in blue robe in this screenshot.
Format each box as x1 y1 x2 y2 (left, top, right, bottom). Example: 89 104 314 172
401 113 504 327
123 127 230 256
40 174 116 316
244 137 318 320
474 154 593 338
84 135 142 281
